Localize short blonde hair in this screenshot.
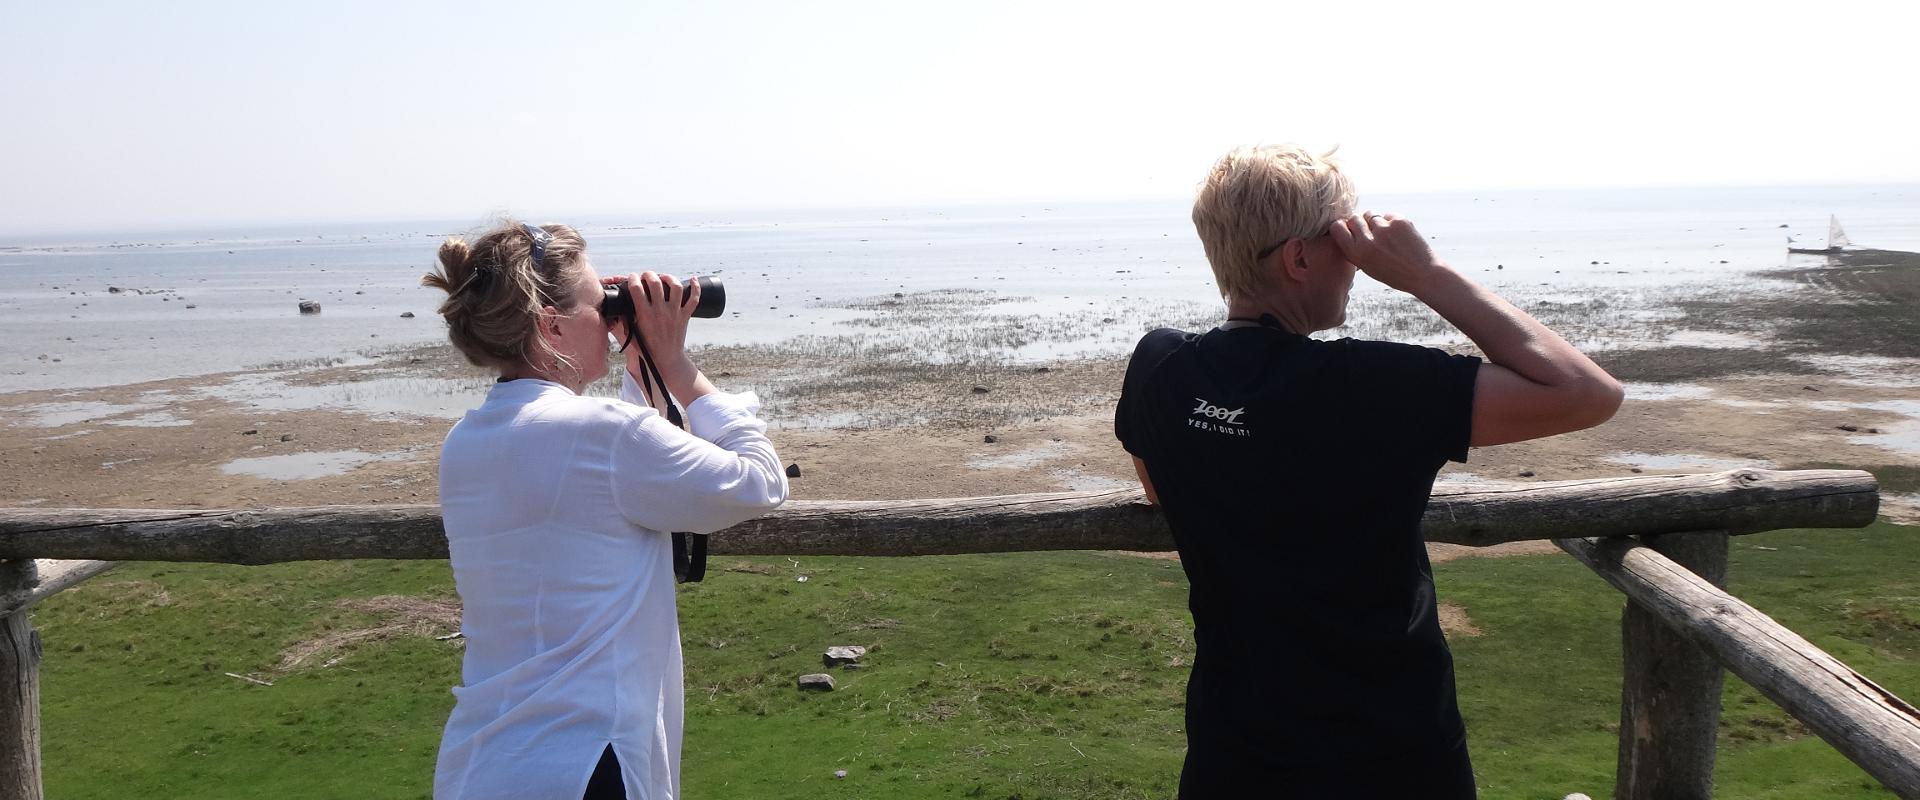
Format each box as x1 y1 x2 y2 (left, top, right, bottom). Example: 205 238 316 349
1191 145 1356 301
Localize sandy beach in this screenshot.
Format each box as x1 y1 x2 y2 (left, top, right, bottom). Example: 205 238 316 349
4 249 1918 533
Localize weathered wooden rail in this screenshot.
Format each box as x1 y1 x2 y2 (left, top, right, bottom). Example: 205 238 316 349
0 468 1912 799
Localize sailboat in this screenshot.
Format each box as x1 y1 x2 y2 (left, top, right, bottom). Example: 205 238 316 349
1787 215 1852 255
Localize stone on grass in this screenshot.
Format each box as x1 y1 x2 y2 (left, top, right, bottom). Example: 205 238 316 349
824 645 867 667
797 673 836 692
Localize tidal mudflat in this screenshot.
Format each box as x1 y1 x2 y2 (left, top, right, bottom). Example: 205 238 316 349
4 250 1919 524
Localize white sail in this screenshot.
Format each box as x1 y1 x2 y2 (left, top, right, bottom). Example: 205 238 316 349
1829 215 1851 248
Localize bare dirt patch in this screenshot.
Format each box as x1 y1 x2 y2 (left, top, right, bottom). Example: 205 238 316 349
276 595 461 673
1437 600 1483 638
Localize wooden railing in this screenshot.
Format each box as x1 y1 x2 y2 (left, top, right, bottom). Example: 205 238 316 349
0 468 1912 799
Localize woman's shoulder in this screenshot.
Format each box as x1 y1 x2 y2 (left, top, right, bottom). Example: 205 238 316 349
517 391 657 431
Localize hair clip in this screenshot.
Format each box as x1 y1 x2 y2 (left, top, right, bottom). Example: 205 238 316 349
524 223 552 269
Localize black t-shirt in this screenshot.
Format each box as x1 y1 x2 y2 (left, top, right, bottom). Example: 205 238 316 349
1115 321 1482 798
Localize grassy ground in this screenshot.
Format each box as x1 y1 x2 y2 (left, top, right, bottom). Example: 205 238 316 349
32 522 1920 799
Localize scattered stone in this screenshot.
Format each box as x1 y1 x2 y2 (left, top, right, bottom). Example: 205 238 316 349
785 462 801 478
796 673 836 692
1837 424 1860 432
824 645 867 667
1802 385 1820 391
185 304 196 309
279 434 297 442
400 311 415 318
107 286 124 294
1517 470 1536 478
1630 468 1643 473
1566 794 1594 800
984 435 999 444
971 385 990 394
298 300 321 314
1033 366 1051 373
834 769 848 779
242 429 259 435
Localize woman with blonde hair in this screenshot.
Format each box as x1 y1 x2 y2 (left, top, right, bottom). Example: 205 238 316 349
423 220 788 799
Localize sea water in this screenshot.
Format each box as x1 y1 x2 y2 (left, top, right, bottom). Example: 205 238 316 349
2 184 1917 392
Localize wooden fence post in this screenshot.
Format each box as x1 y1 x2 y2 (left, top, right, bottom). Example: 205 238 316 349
1616 531 1728 800
0 559 42 800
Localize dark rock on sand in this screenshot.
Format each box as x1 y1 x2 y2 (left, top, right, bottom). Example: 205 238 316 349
298 301 321 314
785 462 801 478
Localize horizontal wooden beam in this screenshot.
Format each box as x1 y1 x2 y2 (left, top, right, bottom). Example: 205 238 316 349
0 469 1879 564
1557 535 1920 797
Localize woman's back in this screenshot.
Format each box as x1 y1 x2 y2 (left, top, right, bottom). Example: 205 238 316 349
436 376 786 800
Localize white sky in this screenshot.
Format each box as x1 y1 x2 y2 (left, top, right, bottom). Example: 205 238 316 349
2 0 1916 233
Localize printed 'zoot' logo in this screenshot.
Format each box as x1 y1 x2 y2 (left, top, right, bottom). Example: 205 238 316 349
1191 398 1246 425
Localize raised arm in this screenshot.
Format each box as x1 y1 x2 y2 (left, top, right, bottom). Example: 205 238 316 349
608 270 787 532
1330 213 1623 447
613 374 789 533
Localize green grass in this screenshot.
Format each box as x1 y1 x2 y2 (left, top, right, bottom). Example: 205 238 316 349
32 522 1920 798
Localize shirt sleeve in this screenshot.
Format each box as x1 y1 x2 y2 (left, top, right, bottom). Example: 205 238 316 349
1115 329 1182 460
1346 341 1482 464
610 371 790 534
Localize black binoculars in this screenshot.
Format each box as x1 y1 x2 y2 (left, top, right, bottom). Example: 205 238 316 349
601 276 726 320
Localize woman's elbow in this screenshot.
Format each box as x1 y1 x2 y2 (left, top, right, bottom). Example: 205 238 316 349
1571 375 1625 430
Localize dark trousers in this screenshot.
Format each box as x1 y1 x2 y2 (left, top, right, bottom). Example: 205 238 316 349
1178 739 1476 798
583 745 625 800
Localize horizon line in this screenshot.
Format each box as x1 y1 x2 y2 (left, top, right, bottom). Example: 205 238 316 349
3 179 1916 242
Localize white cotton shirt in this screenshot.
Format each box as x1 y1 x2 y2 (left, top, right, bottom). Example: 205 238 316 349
433 373 787 800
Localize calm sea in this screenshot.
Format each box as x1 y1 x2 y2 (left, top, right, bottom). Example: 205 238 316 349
3 184 1917 392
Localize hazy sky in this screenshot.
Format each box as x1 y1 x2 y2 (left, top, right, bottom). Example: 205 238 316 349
3 0 1916 233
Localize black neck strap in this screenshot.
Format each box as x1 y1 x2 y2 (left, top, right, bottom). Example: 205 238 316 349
626 328 705 583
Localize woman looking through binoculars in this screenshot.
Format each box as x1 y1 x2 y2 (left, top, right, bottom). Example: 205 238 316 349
421 220 788 800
